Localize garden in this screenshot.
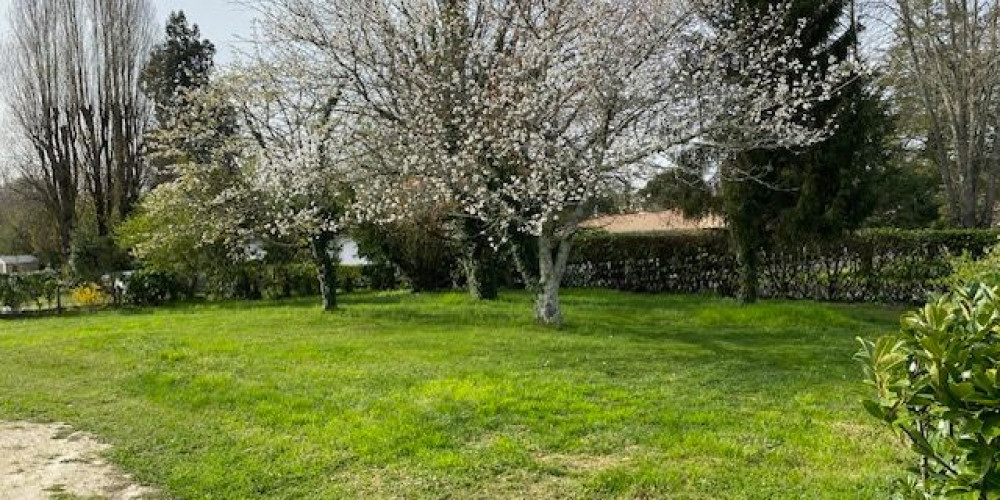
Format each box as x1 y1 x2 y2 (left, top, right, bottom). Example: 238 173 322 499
0 291 907 498
2 0 1000 498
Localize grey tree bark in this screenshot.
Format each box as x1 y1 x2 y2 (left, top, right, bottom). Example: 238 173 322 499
894 0 1000 228
6 0 155 248
535 233 573 326
311 232 338 312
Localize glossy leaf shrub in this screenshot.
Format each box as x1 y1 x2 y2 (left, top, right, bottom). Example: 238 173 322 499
857 285 1000 498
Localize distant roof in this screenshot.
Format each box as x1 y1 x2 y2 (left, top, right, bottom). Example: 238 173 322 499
582 210 725 233
0 255 39 264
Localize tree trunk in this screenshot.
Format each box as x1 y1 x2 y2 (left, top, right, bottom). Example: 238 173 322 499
463 251 500 300
535 234 572 326
960 178 979 228
732 228 759 304
311 232 338 312
460 220 500 300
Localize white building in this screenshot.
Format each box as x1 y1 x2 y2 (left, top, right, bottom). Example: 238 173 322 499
0 255 40 274
339 238 369 266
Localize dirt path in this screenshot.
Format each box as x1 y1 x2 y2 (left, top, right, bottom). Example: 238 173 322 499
0 421 154 500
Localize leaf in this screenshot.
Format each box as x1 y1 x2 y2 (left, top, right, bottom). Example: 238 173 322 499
862 399 887 421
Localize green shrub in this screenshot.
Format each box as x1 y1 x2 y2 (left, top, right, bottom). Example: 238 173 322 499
856 284 1000 498
18 271 61 309
353 219 458 292
0 275 28 311
125 270 183 306
261 261 319 299
945 239 1000 289
70 233 132 283
567 228 1000 303
362 261 400 291
338 265 362 293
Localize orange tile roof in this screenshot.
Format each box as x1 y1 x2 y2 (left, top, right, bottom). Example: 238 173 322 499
582 211 725 233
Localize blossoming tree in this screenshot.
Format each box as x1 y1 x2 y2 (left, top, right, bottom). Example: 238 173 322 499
223 57 356 311
129 53 355 311
251 0 854 324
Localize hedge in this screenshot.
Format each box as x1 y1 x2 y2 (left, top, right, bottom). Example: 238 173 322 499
565 229 1000 303
0 271 62 313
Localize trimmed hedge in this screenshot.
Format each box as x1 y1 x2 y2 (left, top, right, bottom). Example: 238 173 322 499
566 229 1000 303
0 271 61 312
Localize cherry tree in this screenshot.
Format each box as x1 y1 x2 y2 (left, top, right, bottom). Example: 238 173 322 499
221 58 355 311
250 0 854 325
132 54 355 311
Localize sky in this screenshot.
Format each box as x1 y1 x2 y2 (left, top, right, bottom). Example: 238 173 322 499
0 0 257 65
0 1 257 173
146 0 256 65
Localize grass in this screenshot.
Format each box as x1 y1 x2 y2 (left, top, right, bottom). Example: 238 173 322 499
0 290 907 499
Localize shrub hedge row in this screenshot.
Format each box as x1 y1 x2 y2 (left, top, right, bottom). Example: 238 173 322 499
0 271 61 312
565 229 1000 303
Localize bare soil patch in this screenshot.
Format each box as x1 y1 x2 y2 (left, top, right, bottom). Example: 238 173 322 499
0 421 154 500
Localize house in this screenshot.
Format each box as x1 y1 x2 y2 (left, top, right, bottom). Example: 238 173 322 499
581 210 724 233
0 255 41 274
339 238 369 266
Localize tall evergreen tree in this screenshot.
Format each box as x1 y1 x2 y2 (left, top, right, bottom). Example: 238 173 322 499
718 0 892 303
141 11 216 124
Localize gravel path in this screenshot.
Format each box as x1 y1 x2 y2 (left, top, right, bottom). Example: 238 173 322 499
0 421 154 500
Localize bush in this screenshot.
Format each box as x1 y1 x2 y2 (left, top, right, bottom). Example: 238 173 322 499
71 283 109 307
19 271 61 309
945 239 1000 288
567 230 735 295
338 265 362 293
125 270 183 306
566 228 1000 303
362 260 400 291
353 219 458 292
261 262 319 299
0 271 63 313
856 284 1000 498
70 233 132 283
0 275 28 312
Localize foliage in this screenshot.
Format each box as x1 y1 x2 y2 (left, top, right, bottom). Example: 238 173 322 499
0 271 62 313
338 265 363 293
945 241 1000 289
360 261 401 292
0 275 29 311
353 220 459 292
700 0 892 303
125 270 184 306
567 229 1000 303
865 156 944 230
20 271 61 309
117 161 262 297
640 159 722 218
0 291 903 498
254 0 853 324
69 233 133 284
887 0 1000 228
857 285 1000 498
0 179 62 265
71 283 109 307
260 260 319 300
8 0 156 245
141 11 216 126
140 60 353 311
119 169 326 302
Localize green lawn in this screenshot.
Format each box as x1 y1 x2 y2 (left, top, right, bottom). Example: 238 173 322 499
0 290 906 499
